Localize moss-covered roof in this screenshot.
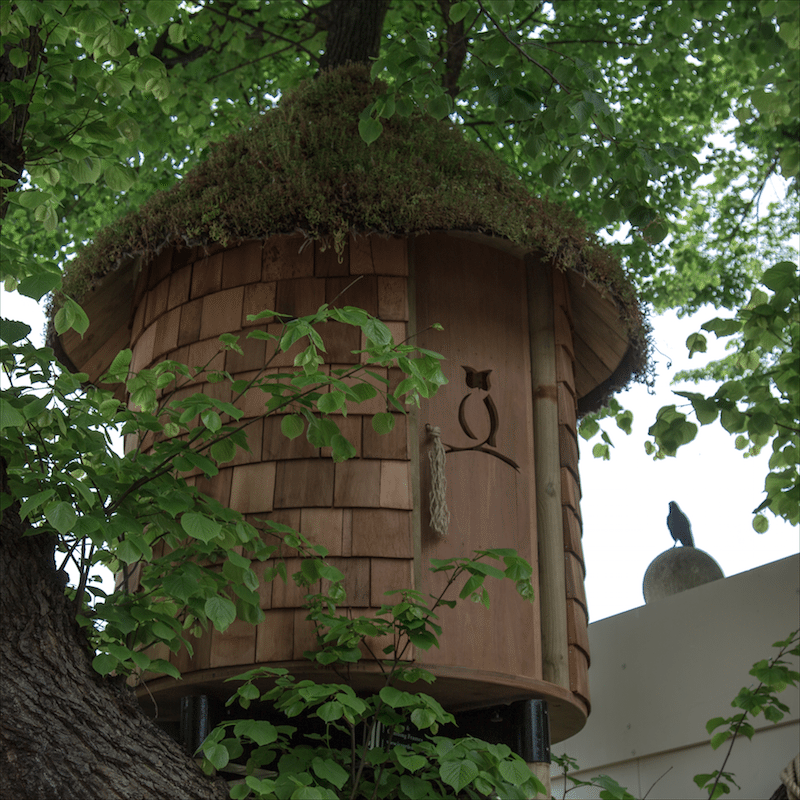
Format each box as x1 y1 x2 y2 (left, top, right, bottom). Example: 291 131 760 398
53 64 650 406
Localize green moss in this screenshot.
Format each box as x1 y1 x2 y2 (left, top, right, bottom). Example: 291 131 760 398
55 64 649 387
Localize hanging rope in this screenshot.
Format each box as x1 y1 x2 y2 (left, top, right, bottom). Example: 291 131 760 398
426 424 449 537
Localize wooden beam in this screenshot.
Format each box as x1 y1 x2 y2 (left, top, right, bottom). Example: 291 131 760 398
527 257 570 690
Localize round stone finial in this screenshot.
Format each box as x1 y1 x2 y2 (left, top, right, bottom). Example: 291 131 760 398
643 548 724 603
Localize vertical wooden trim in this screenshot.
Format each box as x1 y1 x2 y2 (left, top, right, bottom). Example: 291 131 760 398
527 258 570 690
407 237 422 592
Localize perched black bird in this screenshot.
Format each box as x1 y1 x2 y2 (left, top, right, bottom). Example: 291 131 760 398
667 501 694 547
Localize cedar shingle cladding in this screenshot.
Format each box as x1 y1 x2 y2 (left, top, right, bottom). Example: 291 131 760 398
133 235 416 671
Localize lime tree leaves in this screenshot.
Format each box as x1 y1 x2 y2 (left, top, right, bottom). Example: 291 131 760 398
646 261 799 531
0 301 447 681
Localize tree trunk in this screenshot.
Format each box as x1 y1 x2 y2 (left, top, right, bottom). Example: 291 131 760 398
0 462 229 800
317 0 390 70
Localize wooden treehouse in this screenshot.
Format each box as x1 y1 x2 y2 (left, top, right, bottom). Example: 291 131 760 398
51 66 648 749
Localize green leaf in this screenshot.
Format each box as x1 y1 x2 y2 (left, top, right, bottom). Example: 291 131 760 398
204 742 230 771
205 595 237 632
364 317 393 347
45 501 77 535
330 433 357 462
54 298 89 336
449 2 470 22
181 512 222 543
210 438 237 463
371 412 395 435
92 653 119 675
233 719 279 746
752 514 769 533
358 116 383 144
18 272 61 301
318 391 346 414
281 414 304 439
686 332 707 357
311 757 349 790
0 319 32 343
0 399 25 430
439 759 478 793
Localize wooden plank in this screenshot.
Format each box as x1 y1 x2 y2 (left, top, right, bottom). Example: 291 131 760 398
327 557 371 605
313 321 361 364
351 509 412 558
210 617 256 667
178 297 203 347
258 416 318 461
559 424 579 477
252 559 273 609
153 306 181 360
274 459 334 508
255 609 294 661
263 235 313 281
325 275 378 316
241 282 276 327
222 240 262 288
299 508 344 556
568 645 590 708
557 383 577 431
148 247 173 289
553 304 574 356
168 264 192 310
199 286 244 340
528 258 570 691
225 333 266 373
190 252 223 299
293 610 317 660
315 239 350 276
195 467 233 508
362 413 407 459
333 459 381 507
566 598 590 655
412 233 541 683
380 460 412 509
562 507 584 567
560 466 581 511
567 270 625 334
271 558 307 608
371 236 408 276
377 276 408 321
564 552 587 606
145 277 169 328
275 277 325 318
370 558 413 606
555 344 575 387
229 462 276 514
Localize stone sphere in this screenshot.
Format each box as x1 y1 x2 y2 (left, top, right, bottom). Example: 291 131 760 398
643 548 724 603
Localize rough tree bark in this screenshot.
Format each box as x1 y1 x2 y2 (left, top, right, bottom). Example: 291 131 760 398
0 459 230 800
317 0 390 71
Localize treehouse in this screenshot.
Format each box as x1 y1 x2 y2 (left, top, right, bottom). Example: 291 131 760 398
50 65 648 749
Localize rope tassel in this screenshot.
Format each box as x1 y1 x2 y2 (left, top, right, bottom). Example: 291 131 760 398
426 424 449 537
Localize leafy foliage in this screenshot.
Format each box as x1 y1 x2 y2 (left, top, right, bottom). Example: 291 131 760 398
1 305 445 677
646 260 799 529
198 539 542 799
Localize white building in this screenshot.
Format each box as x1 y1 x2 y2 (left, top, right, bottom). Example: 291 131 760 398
550 553 800 799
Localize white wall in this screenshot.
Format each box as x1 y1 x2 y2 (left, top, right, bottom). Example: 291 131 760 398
551 554 800 799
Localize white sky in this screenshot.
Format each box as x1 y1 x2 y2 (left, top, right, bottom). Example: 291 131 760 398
2 287 797 621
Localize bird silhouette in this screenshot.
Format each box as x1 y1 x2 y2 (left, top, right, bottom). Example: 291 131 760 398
667 501 694 547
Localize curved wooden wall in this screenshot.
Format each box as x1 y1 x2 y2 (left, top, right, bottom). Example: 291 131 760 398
127 231 590 741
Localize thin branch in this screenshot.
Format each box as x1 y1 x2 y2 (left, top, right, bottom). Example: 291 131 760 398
476 0 569 93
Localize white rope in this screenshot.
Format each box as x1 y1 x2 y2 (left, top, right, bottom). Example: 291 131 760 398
426 424 449 537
